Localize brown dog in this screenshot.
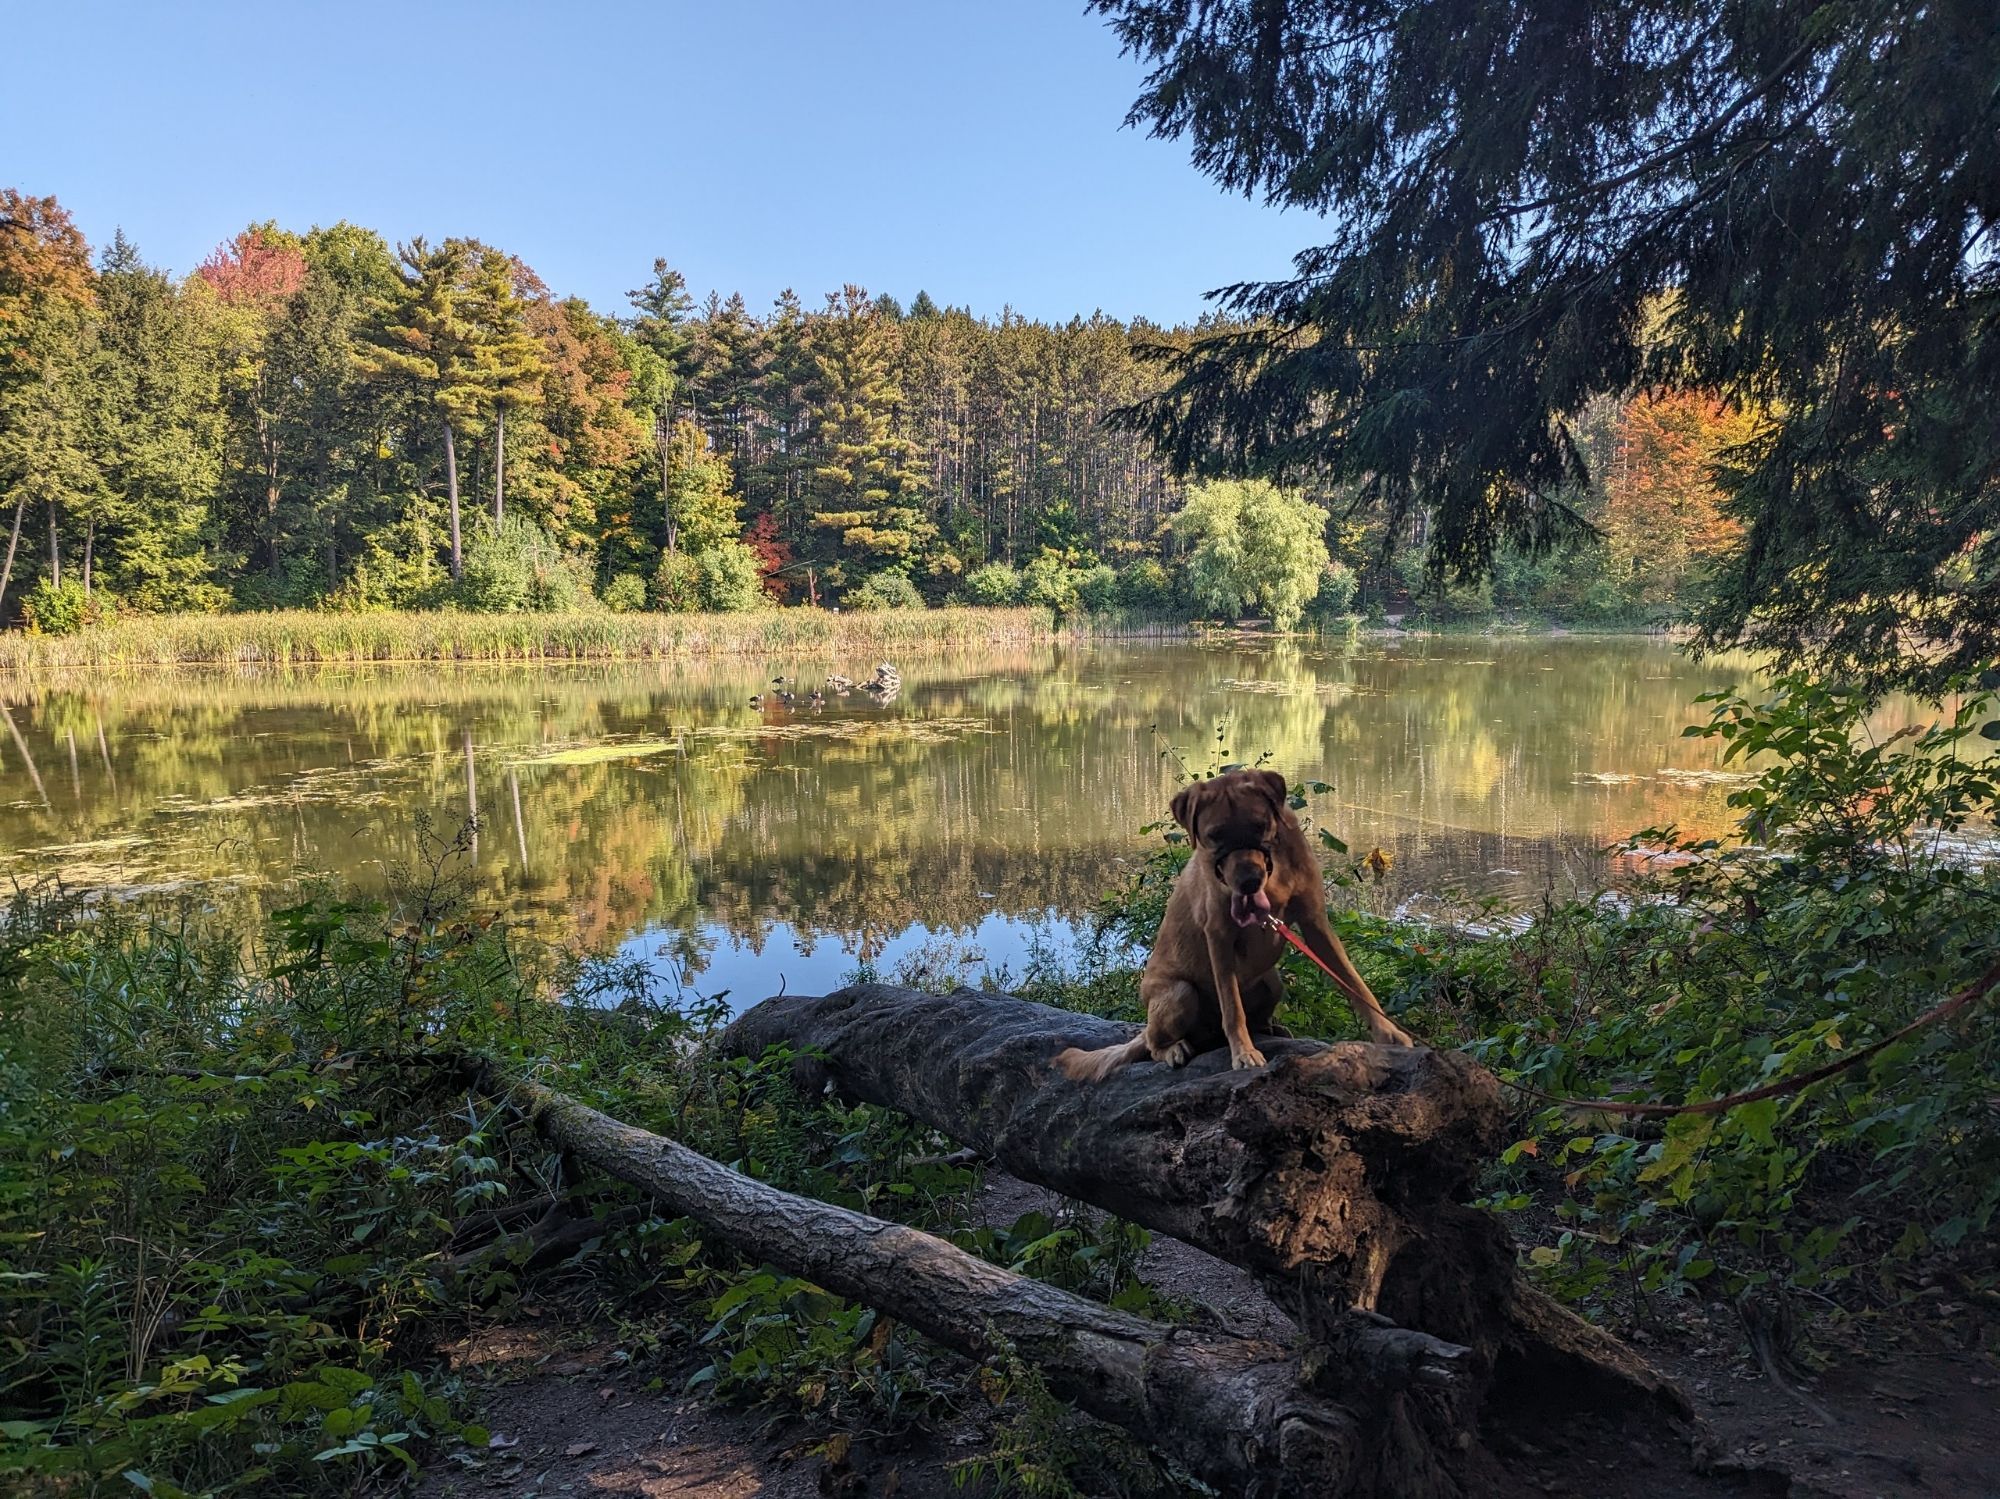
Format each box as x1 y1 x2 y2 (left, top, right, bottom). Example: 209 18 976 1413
1055 769 1414 1081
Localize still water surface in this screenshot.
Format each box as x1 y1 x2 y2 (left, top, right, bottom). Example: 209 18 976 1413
0 635 1826 1000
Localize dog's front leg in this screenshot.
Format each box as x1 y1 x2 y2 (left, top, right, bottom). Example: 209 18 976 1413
1208 939 1266 1070
1296 908 1415 1047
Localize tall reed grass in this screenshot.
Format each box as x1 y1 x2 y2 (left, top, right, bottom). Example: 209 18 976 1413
0 606 1059 673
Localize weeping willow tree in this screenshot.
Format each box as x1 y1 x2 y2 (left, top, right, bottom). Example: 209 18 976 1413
1093 0 2000 693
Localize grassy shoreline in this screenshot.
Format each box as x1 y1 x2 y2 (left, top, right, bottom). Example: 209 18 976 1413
0 605 1059 672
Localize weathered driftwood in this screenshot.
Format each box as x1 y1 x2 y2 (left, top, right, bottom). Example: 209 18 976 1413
486 1066 1476 1498
721 984 1688 1428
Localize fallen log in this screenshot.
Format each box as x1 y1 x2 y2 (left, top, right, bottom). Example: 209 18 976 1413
721 984 1688 1430
483 1065 1482 1498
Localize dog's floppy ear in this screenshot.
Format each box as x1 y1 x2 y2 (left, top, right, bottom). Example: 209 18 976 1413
1252 769 1289 813
1170 780 1209 840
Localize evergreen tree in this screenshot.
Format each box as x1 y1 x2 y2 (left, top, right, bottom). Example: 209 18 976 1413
91 233 228 611
625 258 694 547
196 223 308 583
466 246 545 526
807 286 934 578
1094 0 2000 690
353 238 488 580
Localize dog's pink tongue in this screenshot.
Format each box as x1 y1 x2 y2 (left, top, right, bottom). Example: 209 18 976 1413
1231 889 1274 927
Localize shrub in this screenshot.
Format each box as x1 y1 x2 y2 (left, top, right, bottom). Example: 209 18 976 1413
1116 559 1173 611
651 550 704 612
326 517 451 612
1075 564 1120 614
19 578 115 635
1312 561 1359 619
962 562 1022 606
601 572 648 613
1020 553 1081 615
844 570 925 611
459 516 594 612
696 542 767 613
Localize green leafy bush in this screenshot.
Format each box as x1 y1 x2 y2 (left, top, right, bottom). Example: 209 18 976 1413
844 571 924 611
458 516 595 612
1463 678 2000 1304
20 578 115 635
1115 559 1173 611
962 562 1022 606
1311 561 1358 618
696 541 766 613
1075 564 1120 614
602 571 648 613
651 549 704 612
1021 553 1081 615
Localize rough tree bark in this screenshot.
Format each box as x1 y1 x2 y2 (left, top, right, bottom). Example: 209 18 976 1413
486 1066 1483 1499
721 985 1688 1433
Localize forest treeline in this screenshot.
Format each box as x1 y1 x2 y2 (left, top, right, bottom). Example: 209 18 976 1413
0 189 1746 630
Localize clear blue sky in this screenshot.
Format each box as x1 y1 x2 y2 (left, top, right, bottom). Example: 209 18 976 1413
6 1 1309 325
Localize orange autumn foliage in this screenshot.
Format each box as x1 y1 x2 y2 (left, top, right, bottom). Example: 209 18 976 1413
1604 390 1757 604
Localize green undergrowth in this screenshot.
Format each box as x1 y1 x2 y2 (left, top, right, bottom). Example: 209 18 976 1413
0 825 1166 1496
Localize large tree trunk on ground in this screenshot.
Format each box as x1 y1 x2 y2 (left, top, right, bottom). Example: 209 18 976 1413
485 1066 1484 1499
721 986 1689 1435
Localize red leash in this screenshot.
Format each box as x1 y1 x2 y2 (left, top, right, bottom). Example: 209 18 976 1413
1263 915 1367 1002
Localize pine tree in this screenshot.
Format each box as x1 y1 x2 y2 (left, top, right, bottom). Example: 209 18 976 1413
806 286 933 579
465 246 545 526
626 258 694 550
353 238 488 580
1094 0 2000 690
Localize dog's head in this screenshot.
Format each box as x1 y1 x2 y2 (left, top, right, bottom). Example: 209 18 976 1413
1169 769 1289 928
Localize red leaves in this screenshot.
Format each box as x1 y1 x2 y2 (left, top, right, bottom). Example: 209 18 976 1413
196 225 306 309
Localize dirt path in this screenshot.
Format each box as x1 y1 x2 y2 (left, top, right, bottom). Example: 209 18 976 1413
421 1178 1999 1499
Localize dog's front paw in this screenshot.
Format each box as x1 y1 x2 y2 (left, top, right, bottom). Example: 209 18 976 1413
1370 1018 1417 1047
1230 1044 1268 1071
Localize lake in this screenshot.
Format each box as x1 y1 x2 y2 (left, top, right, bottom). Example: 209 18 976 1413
0 634 1831 1003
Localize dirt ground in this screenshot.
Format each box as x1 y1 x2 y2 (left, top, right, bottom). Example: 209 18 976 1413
418 1176 2000 1499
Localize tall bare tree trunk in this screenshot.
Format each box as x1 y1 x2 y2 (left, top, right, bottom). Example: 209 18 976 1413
659 421 678 553
0 498 26 614
443 418 463 580
48 501 61 590
82 518 94 598
261 407 282 575
492 403 505 526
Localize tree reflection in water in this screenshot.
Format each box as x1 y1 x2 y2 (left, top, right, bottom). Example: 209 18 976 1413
5 636 1910 1002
